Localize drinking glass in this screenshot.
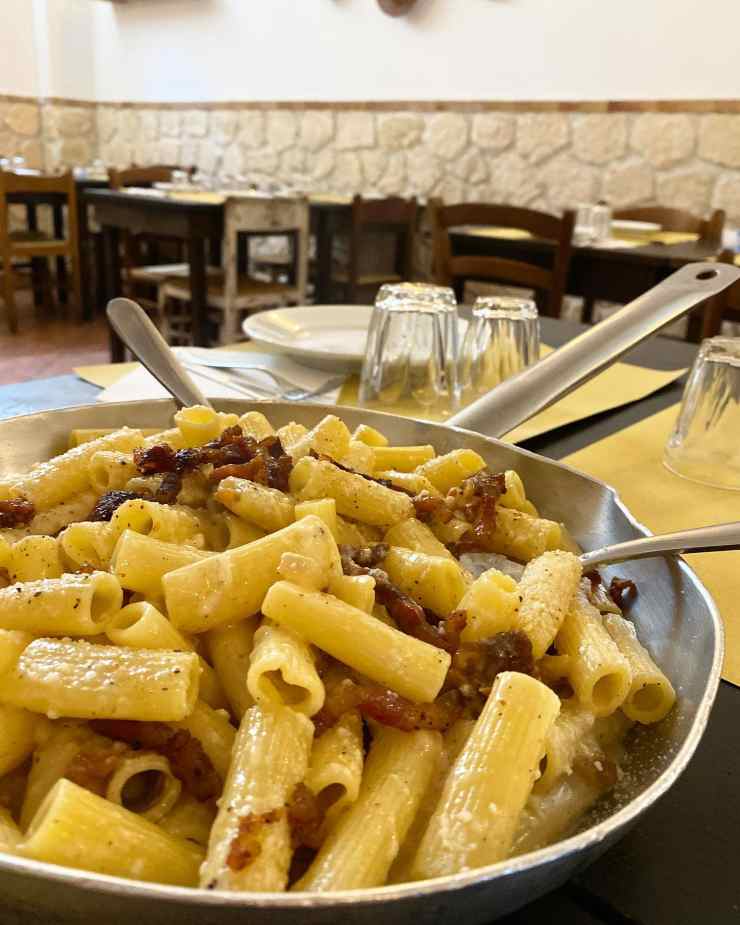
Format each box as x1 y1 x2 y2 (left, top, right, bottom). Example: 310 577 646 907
574 203 595 245
664 337 740 489
459 296 540 396
592 203 612 243
359 282 460 414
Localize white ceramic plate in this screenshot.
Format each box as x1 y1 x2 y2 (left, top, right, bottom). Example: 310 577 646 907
243 305 468 372
242 305 374 371
611 219 662 235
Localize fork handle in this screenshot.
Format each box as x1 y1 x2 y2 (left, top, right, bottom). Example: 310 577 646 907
580 521 740 568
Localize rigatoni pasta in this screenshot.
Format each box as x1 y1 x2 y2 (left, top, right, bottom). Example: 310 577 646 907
0 406 677 896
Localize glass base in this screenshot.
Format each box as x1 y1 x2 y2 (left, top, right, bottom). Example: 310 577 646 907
662 454 740 491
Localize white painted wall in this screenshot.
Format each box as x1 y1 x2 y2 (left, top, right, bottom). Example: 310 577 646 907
0 0 41 96
45 0 97 100
89 0 740 103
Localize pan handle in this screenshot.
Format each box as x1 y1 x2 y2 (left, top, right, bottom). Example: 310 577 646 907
448 261 740 438
106 297 213 410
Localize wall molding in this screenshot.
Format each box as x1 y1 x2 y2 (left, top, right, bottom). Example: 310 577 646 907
0 93 737 113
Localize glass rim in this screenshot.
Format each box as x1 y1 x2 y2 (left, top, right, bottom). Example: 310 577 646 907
472 295 538 320
697 335 740 367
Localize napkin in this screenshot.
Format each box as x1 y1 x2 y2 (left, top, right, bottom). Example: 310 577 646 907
96 348 344 405
564 404 740 687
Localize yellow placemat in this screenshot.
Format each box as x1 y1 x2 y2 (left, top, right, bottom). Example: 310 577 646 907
75 348 684 445
611 231 700 247
563 404 740 686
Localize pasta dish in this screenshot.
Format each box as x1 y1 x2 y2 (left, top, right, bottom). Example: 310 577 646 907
0 406 675 892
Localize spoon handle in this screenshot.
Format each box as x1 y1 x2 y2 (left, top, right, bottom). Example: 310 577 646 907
449 261 740 438
106 298 212 410
580 521 740 569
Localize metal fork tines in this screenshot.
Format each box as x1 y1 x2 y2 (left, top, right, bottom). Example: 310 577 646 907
182 362 345 402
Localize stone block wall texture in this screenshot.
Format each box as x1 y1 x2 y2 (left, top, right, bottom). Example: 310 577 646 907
3 97 740 224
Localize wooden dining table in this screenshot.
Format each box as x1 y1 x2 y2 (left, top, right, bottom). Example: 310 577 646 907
449 227 723 338
1 317 736 925
84 189 353 361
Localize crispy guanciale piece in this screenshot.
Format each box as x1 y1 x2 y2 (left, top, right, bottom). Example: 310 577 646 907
444 630 534 706
64 740 129 796
0 498 35 528
314 677 462 736
448 470 506 554
89 490 145 522
134 443 178 474
287 782 324 851
412 491 451 523
226 809 283 872
90 720 220 801
608 576 638 609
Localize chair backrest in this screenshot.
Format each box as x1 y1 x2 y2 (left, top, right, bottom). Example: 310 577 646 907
0 171 78 257
613 206 726 245
699 249 740 339
429 199 576 318
347 195 418 293
109 164 195 190
222 194 310 304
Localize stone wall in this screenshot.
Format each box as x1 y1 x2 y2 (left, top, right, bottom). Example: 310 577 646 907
4 96 740 225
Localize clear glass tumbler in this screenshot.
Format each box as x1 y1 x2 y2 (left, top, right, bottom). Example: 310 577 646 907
459 296 540 397
664 337 740 489
359 282 460 413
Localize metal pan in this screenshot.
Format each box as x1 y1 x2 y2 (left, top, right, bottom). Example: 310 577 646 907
0 263 736 924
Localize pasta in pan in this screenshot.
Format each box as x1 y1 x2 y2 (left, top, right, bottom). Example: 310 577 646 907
0 407 676 891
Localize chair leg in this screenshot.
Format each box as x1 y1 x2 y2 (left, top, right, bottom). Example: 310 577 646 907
581 297 596 324
2 264 19 334
70 255 83 320
41 260 55 316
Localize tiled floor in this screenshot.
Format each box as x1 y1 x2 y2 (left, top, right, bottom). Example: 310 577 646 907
0 294 109 386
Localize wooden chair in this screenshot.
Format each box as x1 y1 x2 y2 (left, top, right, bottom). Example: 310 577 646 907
699 249 740 339
330 195 418 303
429 200 575 318
613 206 725 246
109 164 197 318
587 207 727 334
0 171 80 334
159 194 309 345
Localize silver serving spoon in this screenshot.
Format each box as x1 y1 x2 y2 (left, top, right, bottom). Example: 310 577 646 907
581 521 740 568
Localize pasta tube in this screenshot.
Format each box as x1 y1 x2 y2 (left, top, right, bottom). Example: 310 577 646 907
411 672 560 878
294 497 338 540
159 795 216 848
262 581 450 703
110 530 213 595
0 572 122 636
0 629 32 677
173 700 236 779
555 584 631 717
535 702 596 793
26 490 98 537
0 638 200 722
375 469 440 496
514 551 582 659
7 428 143 511
457 567 521 641
498 470 538 516
352 423 389 447
174 405 237 447
88 450 137 493
21 779 203 886
105 752 182 822
417 448 485 493
109 499 204 547
0 703 37 776
296 727 442 891
8 535 63 581
371 445 435 472
383 546 467 617
237 410 275 441
487 507 562 562
290 456 413 527
305 711 364 828
163 515 341 634
328 574 375 613
206 620 257 720
200 704 313 891
384 518 453 559
287 414 352 461
215 477 295 532
604 613 676 724
247 619 324 716
58 521 117 572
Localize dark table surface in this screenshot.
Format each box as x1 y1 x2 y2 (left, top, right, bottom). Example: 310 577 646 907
1 318 737 925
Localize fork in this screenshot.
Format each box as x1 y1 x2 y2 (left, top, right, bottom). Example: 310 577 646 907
182 362 345 402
